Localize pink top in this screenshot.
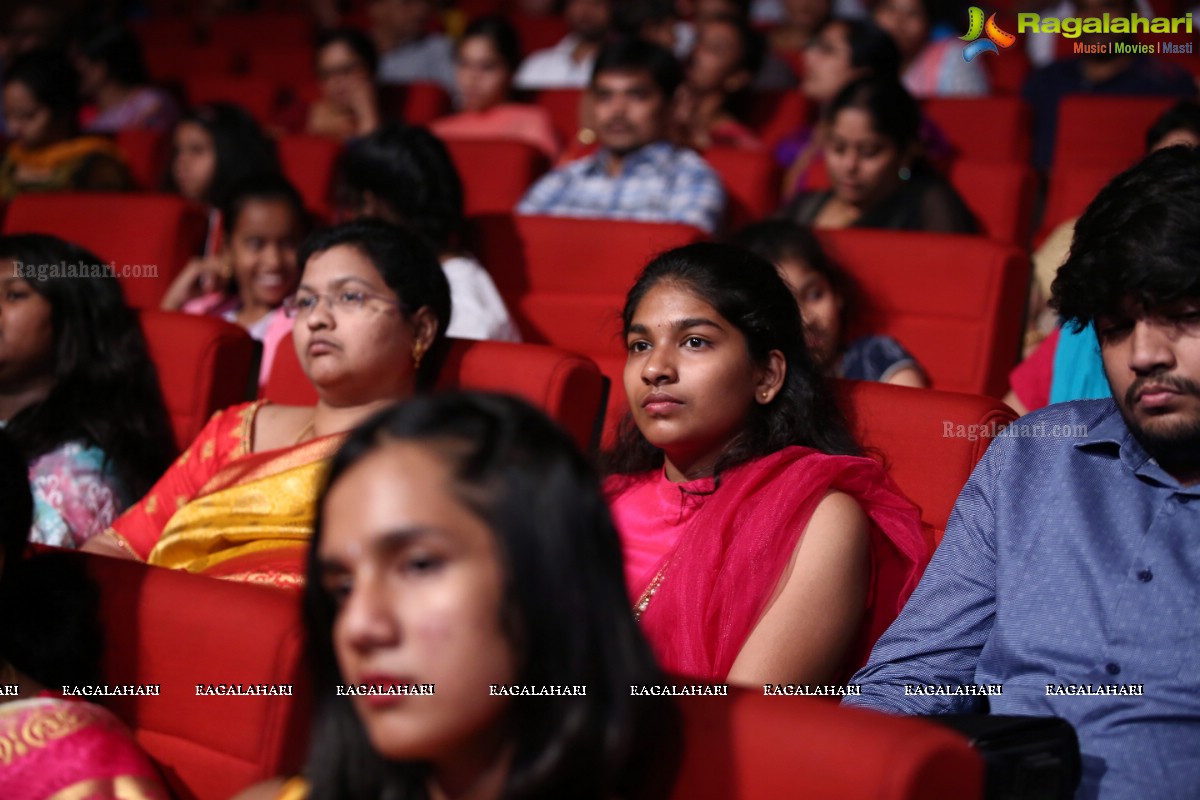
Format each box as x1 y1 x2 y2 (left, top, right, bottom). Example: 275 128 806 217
181 292 294 387
431 103 561 162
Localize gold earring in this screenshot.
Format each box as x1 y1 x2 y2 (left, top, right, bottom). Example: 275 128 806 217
412 343 425 370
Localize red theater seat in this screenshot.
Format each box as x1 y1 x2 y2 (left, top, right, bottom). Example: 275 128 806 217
838 380 1016 547
1 193 208 309
746 90 812 151
1052 95 1177 170
378 82 453 126
84 553 309 800
246 46 317 85
116 128 172 190
140 310 257 450
671 689 982 800
511 12 570 56
816 229 1028 397
262 337 608 451
530 88 585 148
948 159 1037 247
442 138 550 215
277 134 343 220
207 12 314 51
1039 160 1126 242
142 44 237 84
185 75 281 123
469 214 707 441
923 96 1032 162
703 146 781 230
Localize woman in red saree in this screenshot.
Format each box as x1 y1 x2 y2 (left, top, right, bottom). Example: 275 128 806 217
605 242 928 687
83 220 452 587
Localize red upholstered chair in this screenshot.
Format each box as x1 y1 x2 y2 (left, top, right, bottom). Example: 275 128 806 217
262 336 608 451
922 96 1032 162
837 380 1017 548
1052 95 1177 170
184 75 281 123
1038 161 1125 244
83 553 309 800
140 310 257 450
442 138 551 215
1 193 209 309
671 690 982 800
816 229 1029 397
745 90 812 150
510 11 570 56
378 82 453 126
469 214 708 442
142 44 236 84
703 146 781 230
948 159 1037 247
208 12 314 51
530 88 585 149
277 134 343 220
245 46 318 86
116 128 172 190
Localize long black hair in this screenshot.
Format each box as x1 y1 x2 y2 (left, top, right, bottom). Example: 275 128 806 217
165 102 281 207
303 392 679 799
607 242 860 477
1 48 81 133
0 234 176 500
0 431 31 582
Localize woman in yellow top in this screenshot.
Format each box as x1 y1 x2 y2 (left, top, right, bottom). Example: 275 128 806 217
83 219 452 587
0 48 131 199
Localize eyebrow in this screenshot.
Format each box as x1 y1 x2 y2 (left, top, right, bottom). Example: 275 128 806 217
297 276 380 294
627 317 725 337
317 526 441 576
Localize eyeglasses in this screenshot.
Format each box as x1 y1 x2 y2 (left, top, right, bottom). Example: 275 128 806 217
283 290 403 319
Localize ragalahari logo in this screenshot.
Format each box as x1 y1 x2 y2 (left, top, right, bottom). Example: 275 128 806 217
961 7 1016 61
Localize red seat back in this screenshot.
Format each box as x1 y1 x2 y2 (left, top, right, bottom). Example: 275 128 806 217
703 146 781 231
671 690 981 799
745 90 812 150
530 88 585 148
1038 160 1126 243
142 44 236 84
443 138 550 215
84 553 309 800
837 380 1016 548
378 82 453 126
923 96 1032 162
184 75 281 123
140 310 257 449
1 193 208 309
469 214 708 442
207 12 314 51
947 159 1037 247
816 229 1028 397
262 336 607 451
510 12 570 56
1052 95 1177 169
277 134 344 220
116 128 172 190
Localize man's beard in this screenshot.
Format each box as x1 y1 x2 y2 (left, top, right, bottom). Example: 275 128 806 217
1116 372 1200 475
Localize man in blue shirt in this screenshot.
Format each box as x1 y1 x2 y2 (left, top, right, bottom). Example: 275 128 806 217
517 38 726 233
845 145 1200 800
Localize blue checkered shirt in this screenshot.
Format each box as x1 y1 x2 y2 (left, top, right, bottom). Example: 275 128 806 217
845 399 1200 800
516 141 726 233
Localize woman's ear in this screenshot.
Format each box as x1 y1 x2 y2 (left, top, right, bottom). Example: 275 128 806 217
411 306 439 353
755 349 787 405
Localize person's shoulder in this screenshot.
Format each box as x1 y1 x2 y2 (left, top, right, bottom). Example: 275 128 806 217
1015 397 1116 431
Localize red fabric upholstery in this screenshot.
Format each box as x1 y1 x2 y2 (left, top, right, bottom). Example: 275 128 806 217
469 214 708 442
816 229 1029 397
1038 161 1124 243
83 553 309 800
142 44 237 84
980 41 1030 95
1052 95 1177 170
246 46 318 86
443 138 550 216
208 12 314 51
1 193 208 309
530 88 585 149
746 90 812 150
116 128 172 190
671 690 982 799
948 159 1037 247
262 337 607 451
140 310 257 450
703 146 781 231
838 380 1016 548
378 82 453 126
510 12 570 56
277 134 343 220
923 96 1032 162
184 75 281 123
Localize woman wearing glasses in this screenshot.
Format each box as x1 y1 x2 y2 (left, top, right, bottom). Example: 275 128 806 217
83 220 451 588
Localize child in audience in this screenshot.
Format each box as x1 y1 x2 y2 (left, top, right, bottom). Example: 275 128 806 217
430 15 560 161
166 102 280 209
161 173 309 385
605 242 927 687
0 431 170 800
732 219 927 386
336 123 520 342
236 392 679 800
87 220 451 587
304 27 382 142
74 25 179 133
0 48 132 199
778 77 975 233
0 235 175 548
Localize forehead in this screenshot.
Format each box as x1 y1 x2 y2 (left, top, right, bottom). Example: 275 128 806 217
633 280 725 322
301 244 384 285
831 107 885 138
592 69 659 94
318 40 363 64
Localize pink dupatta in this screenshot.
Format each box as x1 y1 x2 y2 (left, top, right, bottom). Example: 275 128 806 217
607 446 928 682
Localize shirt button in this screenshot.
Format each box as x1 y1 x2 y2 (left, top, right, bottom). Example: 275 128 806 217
1137 569 1153 582
1106 662 1121 676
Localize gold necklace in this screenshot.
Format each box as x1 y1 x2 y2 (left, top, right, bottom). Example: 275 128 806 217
293 417 316 445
